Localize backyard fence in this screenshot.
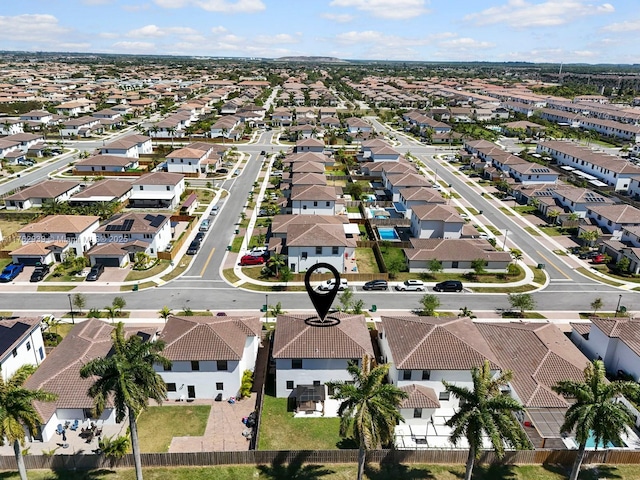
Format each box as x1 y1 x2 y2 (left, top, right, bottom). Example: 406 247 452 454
5 448 640 471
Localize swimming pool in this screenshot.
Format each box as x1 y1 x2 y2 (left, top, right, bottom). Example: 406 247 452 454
378 227 400 241
583 432 626 449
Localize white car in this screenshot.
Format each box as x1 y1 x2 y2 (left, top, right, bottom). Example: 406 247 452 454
318 278 348 291
395 280 425 292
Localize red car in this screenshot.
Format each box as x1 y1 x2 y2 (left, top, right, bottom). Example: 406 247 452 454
240 255 265 266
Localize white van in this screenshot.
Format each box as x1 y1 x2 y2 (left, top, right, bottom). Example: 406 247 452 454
318 278 348 291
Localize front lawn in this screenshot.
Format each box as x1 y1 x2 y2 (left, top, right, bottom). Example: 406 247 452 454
136 405 211 452
355 247 380 274
258 395 345 450
125 260 169 281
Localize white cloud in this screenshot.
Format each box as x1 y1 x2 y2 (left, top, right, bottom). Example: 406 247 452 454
573 50 597 57
602 19 640 32
329 0 429 20
127 25 199 38
154 0 265 13
254 33 301 45
210 26 228 34
112 41 156 52
334 30 431 48
321 13 354 23
123 3 151 12
438 37 495 50
465 0 614 28
0 14 70 43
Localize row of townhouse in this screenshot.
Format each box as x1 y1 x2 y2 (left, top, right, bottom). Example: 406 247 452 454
535 108 640 143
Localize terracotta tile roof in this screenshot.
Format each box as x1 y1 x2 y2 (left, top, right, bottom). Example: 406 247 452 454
97 212 168 235
286 152 328 164
591 317 640 356
0 317 41 361
290 172 327 186
10 241 68 255
19 215 100 235
161 315 261 361
270 214 348 235
132 172 184 186
400 187 445 203
291 161 325 174
286 223 356 248
411 204 464 222
70 179 132 200
386 172 432 188
272 314 374 359
76 155 137 167
588 204 640 224
399 384 440 409
570 322 591 336
380 316 500 370
5 180 80 201
476 322 590 408
405 238 511 263
290 185 336 201
24 319 156 423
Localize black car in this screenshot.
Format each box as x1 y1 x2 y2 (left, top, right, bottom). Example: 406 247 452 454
85 263 105 282
434 280 463 292
30 264 50 282
363 279 388 291
194 232 205 243
186 240 201 255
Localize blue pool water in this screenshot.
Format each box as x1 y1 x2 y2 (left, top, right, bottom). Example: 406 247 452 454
584 432 624 449
378 227 399 240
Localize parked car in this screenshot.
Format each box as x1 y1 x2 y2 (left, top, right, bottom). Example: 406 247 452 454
85 263 105 282
30 264 51 282
194 232 205 243
501 195 517 201
216 168 228 174
199 219 210 231
433 280 463 292
318 278 348 291
186 240 201 255
240 255 265 266
579 250 601 260
249 246 268 257
363 279 388 291
210 206 218 216
0 263 24 282
591 254 606 264
395 279 425 292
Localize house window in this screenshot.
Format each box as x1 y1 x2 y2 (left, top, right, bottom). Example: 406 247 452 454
26 342 31 351
39 347 44 360
217 360 228 371
166 186 170 191
413 408 423 419
144 234 152 239
164 364 172 371
439 391 450 401
12 348 17 357
316 246 322 255
332 246 339 255
313 380 321 386
326 201 330 207
302 205 307 210
191 361 200 371
403 370 411 380
166 383 177 392
422 370 431 380
286 381 294 390
452 261 459 268
292 358 303 369
313 201 318 207
216 382 224 391
301 252 308 260
139 186 144 190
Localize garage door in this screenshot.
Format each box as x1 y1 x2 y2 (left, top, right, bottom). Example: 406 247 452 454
16 257 41 266
93 257 121 268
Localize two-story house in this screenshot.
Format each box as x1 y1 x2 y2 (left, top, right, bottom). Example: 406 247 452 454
290 185 337 215
157 315 262 400
0 317 46 380
285 222 357 274
74 155 139 173
129 172 185 209
410 204 465 239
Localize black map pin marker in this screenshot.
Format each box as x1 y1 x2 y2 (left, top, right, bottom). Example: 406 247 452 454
304 263 341 323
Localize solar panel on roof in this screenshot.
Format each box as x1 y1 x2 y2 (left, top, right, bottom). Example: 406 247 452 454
149 215 166 228
122 219 134 231
105 224 117 231
143 214 155 222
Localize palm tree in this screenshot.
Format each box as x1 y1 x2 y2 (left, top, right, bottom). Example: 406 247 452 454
552 360 640 480
444 360 531 480
80 322 171 480
0 365 57 480
327 356 408 480
158 306 172 323
267 252 286 278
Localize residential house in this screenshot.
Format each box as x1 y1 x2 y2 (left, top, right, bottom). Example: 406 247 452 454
165 146 209 174
397 187 446 219
344 117 372 135
4 180 81 210
295 138 325 154
55 99 95 117
19 110 53 125
0 138 21 159
93 212 171 263
585 204 640 239
285 222 357 273
508 162 558 185
552 186 615 218
5 133 45 152
18 215 99 258
410 204 465 239
403 238 511 273
290 185 338 215
24 319 157 442
156 315 262 400
69 179 132 207
383 172 432 202
0 317 46 380
100 135 152 158
129 172 185 209
75 154 139 173
272 314 374 398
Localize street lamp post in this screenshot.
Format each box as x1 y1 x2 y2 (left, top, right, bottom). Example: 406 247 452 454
615 294 622 317
265 294 269 322
68 293 75 324
503 229 509 250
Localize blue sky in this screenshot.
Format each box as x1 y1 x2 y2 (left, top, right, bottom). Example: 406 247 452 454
1 0 638 63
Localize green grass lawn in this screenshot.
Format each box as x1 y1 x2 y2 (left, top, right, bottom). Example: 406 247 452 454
125 260 169 282
258 395 346 450
355 247 380 274
379 246 407 272
160 257 192 282
10 464 640 479
136 405 211 453
524 226 541 236
513 205 539 215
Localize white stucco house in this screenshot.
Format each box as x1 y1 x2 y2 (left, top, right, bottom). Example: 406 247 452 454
129 172 185 209
272 314 374 399
156 315 262 400
0 317 46 381
18 215 100 259
410 204 465 239
290 185 338 215
94 212 172 260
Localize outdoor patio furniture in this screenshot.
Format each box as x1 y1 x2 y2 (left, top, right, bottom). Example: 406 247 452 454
69 419 79 431
56 424 64 435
